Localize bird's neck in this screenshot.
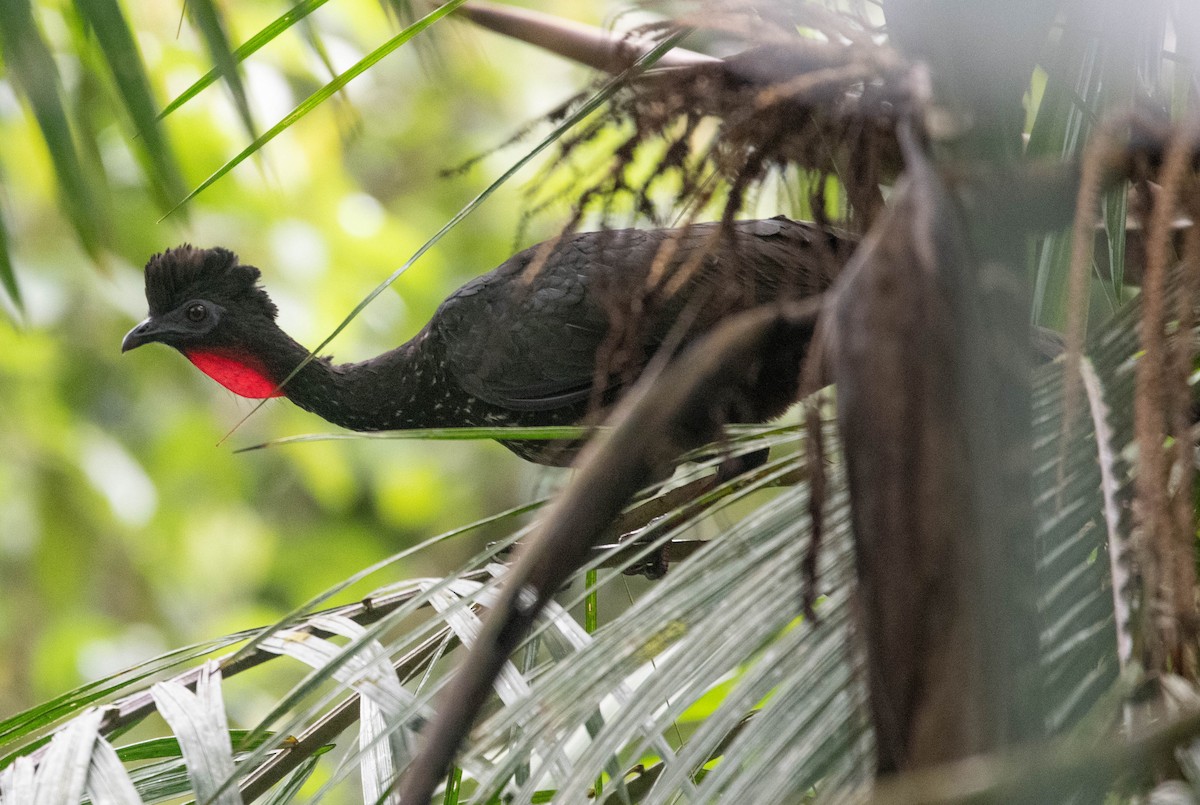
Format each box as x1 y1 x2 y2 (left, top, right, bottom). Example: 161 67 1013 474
189 325 445 431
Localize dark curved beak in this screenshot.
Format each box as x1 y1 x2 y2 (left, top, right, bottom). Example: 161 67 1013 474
121 318 159 353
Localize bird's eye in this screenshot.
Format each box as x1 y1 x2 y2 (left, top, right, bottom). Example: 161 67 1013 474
186 303 207 322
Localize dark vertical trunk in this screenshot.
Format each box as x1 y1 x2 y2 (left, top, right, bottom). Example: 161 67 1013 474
833 0 1058 776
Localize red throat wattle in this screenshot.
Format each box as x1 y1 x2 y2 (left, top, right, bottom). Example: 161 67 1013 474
184 349 284 399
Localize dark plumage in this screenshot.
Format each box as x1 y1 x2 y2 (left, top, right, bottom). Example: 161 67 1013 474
122 218 841 464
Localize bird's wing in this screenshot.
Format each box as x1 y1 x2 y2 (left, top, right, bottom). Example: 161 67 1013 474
433 219 838 412
432 234 621 411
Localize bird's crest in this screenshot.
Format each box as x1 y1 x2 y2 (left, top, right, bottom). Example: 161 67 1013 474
144 245 278 319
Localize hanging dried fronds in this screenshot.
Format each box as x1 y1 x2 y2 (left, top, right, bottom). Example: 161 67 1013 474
523 6 918 233
1132 124 1200 678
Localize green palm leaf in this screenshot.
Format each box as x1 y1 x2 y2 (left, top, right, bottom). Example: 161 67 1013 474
72 0 186 208
184 0 257 139
0 0 104 257
165 0 470 217
157 0 333 122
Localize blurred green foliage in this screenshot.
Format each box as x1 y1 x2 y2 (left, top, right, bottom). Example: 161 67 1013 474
0 0 600 718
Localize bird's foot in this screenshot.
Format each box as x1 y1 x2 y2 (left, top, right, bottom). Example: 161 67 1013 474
619 448 771 580
621 539 670 579
714 446 770 484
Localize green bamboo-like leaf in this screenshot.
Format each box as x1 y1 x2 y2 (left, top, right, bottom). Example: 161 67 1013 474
116 757 193 802
0 0 103 257
188 505 546 802
0 197 21 315
260 755 320 805
235 421 792 454
441 764 463 805
0 632 246 768
166 0 469 218
159 0 332 121
72 0 186 208
185 0 257 138
112 730 273 763
1026 21 1101 329
234 425 595 453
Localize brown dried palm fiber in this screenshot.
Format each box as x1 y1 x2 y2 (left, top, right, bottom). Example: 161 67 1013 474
1166 160 1200 677
1135 127 1199 675
799 318 830 620
752 63 877 110
1059 127 1111 490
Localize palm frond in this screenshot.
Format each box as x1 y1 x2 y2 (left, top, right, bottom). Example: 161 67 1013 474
183 0 257 139
0 0 105 257
150 662 240 805
157 0 333 122
165 0 470 216
73 0 186 208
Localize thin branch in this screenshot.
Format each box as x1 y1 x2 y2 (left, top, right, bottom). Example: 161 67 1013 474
1134 126 1198 674
457 0 716 73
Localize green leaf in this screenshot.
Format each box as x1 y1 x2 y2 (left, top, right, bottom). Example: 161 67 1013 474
159 0 332 121
1026 16 1101 329
0 196 22 315
185 0 257 138
0 0 103 257
261 755 321 805
72 0 186 208
114 730 271 762
166 0 470 217
233 425 595 453
441 765 463 805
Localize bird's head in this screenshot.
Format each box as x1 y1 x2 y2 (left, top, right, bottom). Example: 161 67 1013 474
122 245 286 398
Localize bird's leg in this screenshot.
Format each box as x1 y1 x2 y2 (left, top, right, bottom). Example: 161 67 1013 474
619 446 772 579
620 538 671 579
714 445 771 484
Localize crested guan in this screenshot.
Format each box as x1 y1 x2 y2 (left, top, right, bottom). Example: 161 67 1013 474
122 217 840 464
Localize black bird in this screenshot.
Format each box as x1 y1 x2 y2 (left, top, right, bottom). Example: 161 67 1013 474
121 218 839 464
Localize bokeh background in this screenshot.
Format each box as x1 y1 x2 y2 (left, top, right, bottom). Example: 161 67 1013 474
0 0 603 717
